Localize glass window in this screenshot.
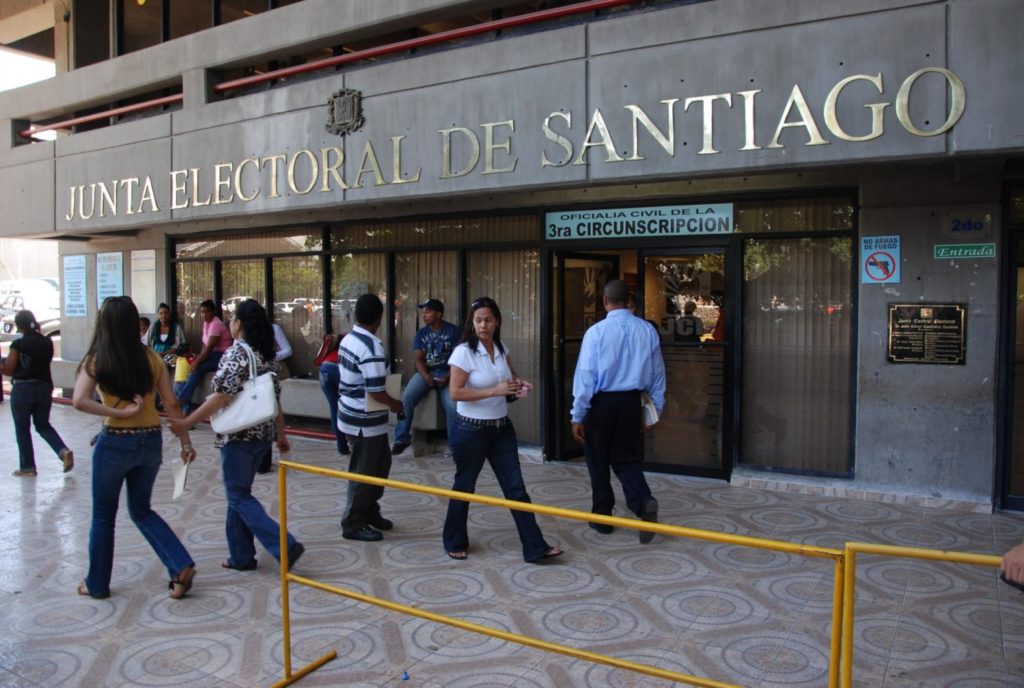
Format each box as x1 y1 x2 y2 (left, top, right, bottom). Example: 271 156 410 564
220 0 269 24
1007 253 1024 495
272 255 322 378
221 258 266 321
170 0 212 40
121 0 163 54
329 253 387 336
175 261 214 352
466 249 541 444
1010 188 1024 225
394 251 458 380
333 215 536 250
176 230 321 259
734 197 854 234
740 237 853 474
643 253 725 472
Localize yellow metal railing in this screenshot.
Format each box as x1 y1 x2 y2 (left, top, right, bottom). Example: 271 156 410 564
839 542 1003 688
269 459 1010 688
271 460 845 688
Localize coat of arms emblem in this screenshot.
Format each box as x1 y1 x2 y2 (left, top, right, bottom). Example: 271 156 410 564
326 89 364 136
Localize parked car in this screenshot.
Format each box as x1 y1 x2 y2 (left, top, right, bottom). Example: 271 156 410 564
0 311 60 340
0 284 61 341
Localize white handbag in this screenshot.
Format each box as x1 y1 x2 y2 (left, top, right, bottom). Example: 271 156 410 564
641 392 659 427
210 342 278 434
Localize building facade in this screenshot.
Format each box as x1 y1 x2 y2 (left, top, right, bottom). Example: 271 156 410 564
1 0 1022 510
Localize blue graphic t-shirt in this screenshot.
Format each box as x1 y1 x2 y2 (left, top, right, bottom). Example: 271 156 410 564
413 320 462 373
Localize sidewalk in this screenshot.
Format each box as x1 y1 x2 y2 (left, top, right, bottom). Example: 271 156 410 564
0 400 1022 687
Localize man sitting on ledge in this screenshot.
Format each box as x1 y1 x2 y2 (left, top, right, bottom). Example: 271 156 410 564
391 298 460 456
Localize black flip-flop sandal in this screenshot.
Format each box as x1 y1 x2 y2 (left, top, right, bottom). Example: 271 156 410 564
221 559 258 571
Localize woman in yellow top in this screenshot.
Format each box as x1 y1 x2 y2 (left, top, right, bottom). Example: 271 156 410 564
72 296 197 600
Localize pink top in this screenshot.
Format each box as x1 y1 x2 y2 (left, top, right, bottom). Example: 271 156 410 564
204 316 232 352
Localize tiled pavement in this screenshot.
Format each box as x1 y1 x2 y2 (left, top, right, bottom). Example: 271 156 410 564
1 400 1022 687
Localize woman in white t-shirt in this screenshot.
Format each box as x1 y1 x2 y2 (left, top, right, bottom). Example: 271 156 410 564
442 297 563 563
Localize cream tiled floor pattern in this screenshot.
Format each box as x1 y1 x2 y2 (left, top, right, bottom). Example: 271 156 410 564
0 401 1022 687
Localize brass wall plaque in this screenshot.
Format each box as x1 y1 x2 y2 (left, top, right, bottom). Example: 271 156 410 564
887 303 966 364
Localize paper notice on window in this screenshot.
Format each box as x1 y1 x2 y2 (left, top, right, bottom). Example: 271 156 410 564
365 373 402 412
172 459 190 500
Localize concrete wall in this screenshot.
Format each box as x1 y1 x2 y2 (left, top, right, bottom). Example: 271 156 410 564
1 0 1021 237
0 0 1020 505
854 165 1001 503
56 229 170 361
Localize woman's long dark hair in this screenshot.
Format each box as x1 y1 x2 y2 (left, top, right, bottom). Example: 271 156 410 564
234 299 275 361
461 296 505 355
79 296 153 400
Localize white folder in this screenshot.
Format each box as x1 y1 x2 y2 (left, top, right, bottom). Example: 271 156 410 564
365 373 402 412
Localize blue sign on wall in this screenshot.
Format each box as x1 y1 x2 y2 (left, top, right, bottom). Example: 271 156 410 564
63 254 87 317
861 235 901 284
546 204 733 240
96 252 124 308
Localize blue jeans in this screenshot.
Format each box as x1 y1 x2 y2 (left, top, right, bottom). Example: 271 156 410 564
10 380 68 472
85 431 193 597
317 362 350 454
443 417 550 562
220 440 299 568
393 373 456 446
175 351 223 411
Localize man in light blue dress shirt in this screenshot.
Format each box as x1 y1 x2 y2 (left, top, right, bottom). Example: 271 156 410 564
571 279 666 543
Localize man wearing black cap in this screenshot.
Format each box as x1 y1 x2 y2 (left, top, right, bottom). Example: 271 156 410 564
392 298 461 455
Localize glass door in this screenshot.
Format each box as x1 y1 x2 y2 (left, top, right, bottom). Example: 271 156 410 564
551 252 619 460
641 250 729 478
1005 235 1024 510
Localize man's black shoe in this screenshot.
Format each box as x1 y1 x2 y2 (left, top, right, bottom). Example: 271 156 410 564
639 498 659 544
391 442 410 455
368 516 394 531
286 542 305 567
589 522 614 535
343 526 383 542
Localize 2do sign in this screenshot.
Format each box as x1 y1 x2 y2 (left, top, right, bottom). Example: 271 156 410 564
943 210 992 239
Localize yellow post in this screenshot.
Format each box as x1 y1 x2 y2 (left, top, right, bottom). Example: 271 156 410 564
278 462 292 679
828 556 844 688
840 544 856 688
272 459 338 688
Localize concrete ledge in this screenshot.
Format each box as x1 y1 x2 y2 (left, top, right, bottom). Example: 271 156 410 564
411 388 445 431
53 359 333 422
279 378 330 420
51 358 78 390
729 472 992 514
51 359 455 445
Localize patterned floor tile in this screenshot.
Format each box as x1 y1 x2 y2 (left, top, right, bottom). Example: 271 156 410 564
1 402 1022 686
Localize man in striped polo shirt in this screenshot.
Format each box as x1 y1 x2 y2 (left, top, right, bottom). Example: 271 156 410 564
338 294 404 542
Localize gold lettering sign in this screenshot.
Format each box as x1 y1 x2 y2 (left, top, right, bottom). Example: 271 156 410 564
61 67 968 222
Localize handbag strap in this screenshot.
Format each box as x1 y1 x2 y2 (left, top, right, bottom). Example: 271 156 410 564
235 340 259 381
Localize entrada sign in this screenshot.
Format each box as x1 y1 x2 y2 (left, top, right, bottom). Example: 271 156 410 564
934 244 995 259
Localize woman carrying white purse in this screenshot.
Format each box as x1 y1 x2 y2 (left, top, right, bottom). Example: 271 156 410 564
171 299 304 572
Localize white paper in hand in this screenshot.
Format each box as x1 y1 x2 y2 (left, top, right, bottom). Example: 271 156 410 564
641 392 659 427
366 373 402 412
172 459 190 500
